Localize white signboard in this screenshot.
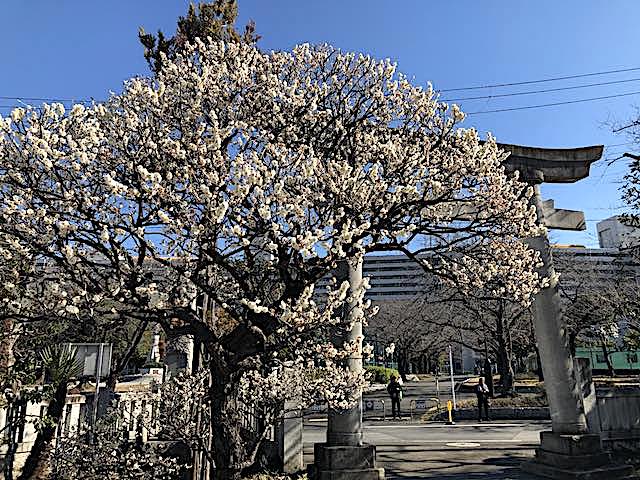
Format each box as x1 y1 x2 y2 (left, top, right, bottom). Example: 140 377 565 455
69 343 112 378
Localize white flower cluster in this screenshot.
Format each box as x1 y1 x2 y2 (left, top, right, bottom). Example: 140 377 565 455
0 39 543 450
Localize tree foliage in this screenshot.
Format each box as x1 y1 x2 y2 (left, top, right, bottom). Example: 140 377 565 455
1 39 542 476
139 0 259 74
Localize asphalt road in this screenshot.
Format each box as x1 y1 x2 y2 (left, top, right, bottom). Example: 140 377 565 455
304 419 546 479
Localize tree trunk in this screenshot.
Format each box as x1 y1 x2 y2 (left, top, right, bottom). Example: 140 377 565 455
1 317 16 378
600 336 616 377
208 363 244 480
106 320 149 391
568 333 578 358
494 315 515 395
534 345 544 381
17 381 67 480
397 347 409 381
495 337 509 384
503 325 516 396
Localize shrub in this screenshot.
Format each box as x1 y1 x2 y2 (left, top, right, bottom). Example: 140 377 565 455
142 361 164 369
365 365 400 384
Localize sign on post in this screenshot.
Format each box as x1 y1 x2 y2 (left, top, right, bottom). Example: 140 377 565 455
69 343 112 378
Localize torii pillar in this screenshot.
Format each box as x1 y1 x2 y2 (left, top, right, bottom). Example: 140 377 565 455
311 259 385 480
500 144 636 479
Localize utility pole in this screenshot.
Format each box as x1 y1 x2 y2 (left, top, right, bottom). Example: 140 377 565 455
91 342 104 443
448 345 456 410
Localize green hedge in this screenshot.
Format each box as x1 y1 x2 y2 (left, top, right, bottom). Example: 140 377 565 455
142 361 164 369
365 365 400 384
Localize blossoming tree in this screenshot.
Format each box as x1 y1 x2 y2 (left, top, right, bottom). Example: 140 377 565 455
1 39 542 477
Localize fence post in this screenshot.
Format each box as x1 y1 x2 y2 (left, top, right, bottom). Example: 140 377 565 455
281 401 303 473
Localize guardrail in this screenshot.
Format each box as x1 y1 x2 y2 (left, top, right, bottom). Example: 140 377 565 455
409 397 441 421
363 399 386 420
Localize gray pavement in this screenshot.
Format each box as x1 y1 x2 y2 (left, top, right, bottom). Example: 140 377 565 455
305 378 547 480
304 420 546 479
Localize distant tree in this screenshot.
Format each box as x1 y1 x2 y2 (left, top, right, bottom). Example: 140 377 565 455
368 298 451 380
139 1 259 74
609 112 640 260
450 294 533 396
556 250 639 376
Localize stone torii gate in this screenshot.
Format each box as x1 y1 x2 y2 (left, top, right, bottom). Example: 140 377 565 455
501 143 636 479
311 143 637 480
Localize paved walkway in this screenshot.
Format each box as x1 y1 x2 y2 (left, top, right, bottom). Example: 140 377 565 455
304 420 545 479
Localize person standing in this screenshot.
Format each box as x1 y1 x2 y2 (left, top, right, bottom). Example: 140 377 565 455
476 377 491 421
387 375 403 420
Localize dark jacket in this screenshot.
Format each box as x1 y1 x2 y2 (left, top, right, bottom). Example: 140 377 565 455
387 380 402 399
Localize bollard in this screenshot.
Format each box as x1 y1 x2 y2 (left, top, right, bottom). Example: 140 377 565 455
445 399 455 425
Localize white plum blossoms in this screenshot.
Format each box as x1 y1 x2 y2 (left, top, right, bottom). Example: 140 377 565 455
0 38 542 474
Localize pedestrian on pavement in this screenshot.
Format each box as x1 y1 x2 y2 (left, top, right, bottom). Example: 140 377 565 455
387 375 403 419
475 377 491 422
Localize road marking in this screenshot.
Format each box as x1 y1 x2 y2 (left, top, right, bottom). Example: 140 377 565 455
446 442 482 447
305 420 549 429
303 439 539 447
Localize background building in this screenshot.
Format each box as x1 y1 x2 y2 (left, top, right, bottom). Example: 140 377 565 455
597 216 640 250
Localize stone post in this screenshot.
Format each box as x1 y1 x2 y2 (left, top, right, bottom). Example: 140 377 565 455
276 401 303 473
523 183 636 479
311 258 384 480
528 184 588 435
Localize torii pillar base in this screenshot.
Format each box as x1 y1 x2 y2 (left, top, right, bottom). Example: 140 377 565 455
310 444 384 480
522 432 638 479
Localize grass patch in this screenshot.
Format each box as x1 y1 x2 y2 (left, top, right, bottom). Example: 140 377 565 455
365 365 400 384
421 393 548 421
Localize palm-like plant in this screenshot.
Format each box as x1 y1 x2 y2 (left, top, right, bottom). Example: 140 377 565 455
17 345 83 480
39 345 83 386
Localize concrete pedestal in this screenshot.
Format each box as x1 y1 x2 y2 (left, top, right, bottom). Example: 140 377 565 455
522 432 638 479
311 444 384 480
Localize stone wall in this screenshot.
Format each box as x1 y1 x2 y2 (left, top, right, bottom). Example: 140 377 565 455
589 386 640 450
0 388 157 478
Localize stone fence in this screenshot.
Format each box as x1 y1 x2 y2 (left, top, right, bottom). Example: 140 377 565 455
1 386 301 478
588 386 640 450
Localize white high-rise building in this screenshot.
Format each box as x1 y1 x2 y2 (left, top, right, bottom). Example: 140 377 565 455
597 216 640 250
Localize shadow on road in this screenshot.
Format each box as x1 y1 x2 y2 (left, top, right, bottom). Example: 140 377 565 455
376 447 539 480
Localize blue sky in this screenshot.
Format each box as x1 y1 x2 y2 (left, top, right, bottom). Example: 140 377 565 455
2 1 639 247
